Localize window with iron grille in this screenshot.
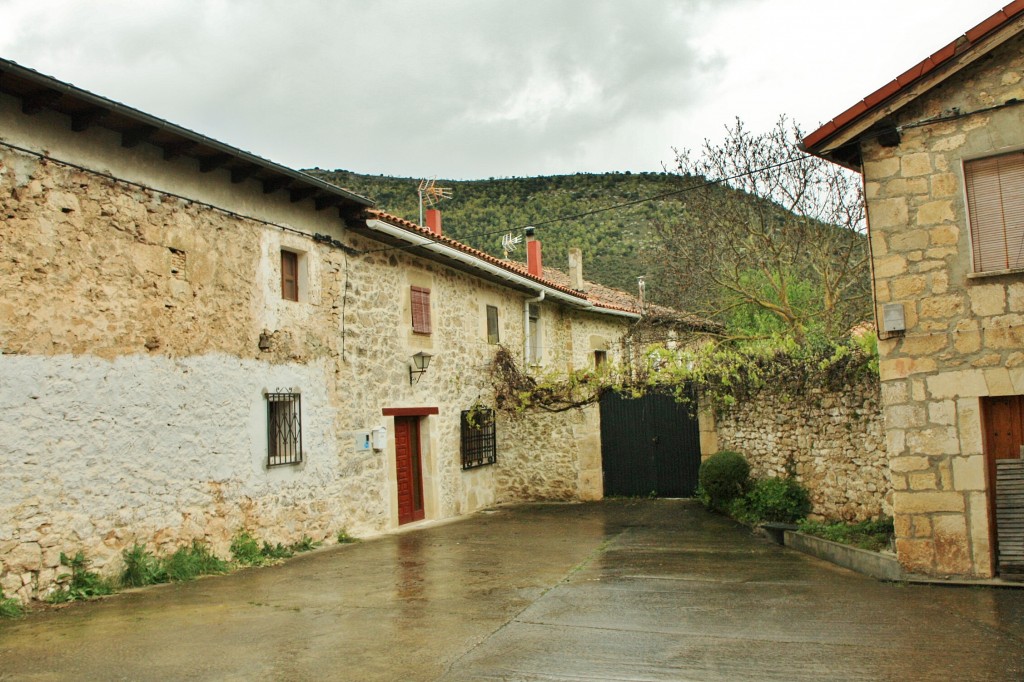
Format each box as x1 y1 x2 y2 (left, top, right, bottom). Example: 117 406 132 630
461 408 496 470
965 150 1024 273
411 286 432 334
266 391 302 467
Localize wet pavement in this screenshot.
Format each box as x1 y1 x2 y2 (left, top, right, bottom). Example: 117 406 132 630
1 500 1022 681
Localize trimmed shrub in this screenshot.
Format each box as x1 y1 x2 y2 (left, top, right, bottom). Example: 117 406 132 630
698 450 750 510
745 476 812 523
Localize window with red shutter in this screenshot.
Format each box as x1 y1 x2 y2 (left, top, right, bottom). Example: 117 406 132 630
411 286 432 334
965 151 1024 274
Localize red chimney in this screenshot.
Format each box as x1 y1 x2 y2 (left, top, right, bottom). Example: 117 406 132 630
425 209 442 236
526 228 542 277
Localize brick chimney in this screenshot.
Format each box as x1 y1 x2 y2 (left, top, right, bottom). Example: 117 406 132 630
525 227 542 277
425 208 442 236
568 248 585 290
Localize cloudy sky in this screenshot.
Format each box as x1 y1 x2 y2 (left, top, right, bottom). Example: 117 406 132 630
0 0 1001 179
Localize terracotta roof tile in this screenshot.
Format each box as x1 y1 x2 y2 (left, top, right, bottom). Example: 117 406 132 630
803 2 1024 152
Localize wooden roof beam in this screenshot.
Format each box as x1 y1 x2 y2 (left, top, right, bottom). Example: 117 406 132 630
121 125 157 148
315 195 343 211
70 107 109 132
21 89 61 115
199 153 232 173
289 187 317 203
262 177 291 194
162 140 197 161
230 165 259 184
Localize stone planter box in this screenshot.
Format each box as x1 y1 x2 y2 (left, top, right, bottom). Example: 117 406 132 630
783 530 903 581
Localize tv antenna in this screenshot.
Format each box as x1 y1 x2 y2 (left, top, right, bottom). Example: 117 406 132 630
418 178 453 226
501 232 523 259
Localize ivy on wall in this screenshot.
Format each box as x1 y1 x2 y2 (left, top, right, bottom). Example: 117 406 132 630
488 325 879 416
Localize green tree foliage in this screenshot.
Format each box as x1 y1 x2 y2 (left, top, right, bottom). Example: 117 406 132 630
651 117 871 340
697 450 750 510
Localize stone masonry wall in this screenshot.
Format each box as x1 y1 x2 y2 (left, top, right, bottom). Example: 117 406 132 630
0 100 630 600
861 32 1024 577
714 376 890 522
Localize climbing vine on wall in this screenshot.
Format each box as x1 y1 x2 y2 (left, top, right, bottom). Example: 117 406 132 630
488 329 879 416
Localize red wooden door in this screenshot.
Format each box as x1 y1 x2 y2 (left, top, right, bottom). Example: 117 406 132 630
394 417 425 525
982 395 1024 570
984 396 1024 461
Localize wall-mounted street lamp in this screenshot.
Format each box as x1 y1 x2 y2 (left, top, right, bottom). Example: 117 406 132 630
409 351 433 385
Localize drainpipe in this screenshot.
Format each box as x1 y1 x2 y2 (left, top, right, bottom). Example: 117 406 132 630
524 290 545 366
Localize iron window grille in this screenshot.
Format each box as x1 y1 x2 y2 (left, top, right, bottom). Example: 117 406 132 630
461 408 497 470
266 391 303 467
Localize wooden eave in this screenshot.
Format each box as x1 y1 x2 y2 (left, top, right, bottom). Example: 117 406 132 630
803 4 1024 167
0 57 374 211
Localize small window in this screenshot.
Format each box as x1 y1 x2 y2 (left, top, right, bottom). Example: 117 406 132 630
486 305 500 344
461 408 496 469
281 250 299 301
411 286 432 334
965 151 1024 273
594 350 607 368
266 392 302 467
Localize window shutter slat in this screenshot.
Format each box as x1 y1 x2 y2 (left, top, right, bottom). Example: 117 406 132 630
411 286 432 334
965 151 1024 273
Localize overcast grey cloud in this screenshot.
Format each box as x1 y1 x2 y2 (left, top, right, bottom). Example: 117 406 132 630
0 0 1002 179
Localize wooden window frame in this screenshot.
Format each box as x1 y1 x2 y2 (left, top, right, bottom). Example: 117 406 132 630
964 150 1024 274
411 286 432 335
486 305 499 344
281 250 299 302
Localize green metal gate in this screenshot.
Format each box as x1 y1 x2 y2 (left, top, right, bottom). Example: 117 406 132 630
599 390 701 498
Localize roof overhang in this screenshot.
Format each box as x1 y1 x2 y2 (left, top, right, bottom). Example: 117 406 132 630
802 2 1024 168
362 216 641 320
0 57 374 211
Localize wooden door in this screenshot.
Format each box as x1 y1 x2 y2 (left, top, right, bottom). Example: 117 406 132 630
394 417 425 525
983 396 1024 577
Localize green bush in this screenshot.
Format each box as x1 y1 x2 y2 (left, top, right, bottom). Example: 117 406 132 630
230 531 266 566
163 540 229 581
0 591 23 618
336 529 358 544
744 477 812 523
47 552 116 603
121 544 168 587
798 517 894 552
698 450 750 510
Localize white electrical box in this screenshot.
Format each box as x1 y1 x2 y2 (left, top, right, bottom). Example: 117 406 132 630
353 431 372 452
882 303 906 333
371 426 386 451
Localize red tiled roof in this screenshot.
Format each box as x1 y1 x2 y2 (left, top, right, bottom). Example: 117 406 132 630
803 1 1024 153
365 210 589 301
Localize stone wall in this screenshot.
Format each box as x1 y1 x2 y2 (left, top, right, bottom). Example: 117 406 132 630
0 96 631 601
714 375 890 522
860 32 1024 577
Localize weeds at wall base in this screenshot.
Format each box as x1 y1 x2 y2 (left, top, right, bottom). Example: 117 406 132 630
1 593 23 618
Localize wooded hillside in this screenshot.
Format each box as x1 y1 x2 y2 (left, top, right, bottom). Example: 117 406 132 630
307 169 691 301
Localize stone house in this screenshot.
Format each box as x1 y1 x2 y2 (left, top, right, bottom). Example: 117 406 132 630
0 57 646 601
803 1 1024 579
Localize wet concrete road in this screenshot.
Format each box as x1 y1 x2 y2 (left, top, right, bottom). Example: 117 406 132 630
1 500 1023 681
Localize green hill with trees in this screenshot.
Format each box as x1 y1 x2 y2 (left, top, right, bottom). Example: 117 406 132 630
307 168 685 302
308 119 870 341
